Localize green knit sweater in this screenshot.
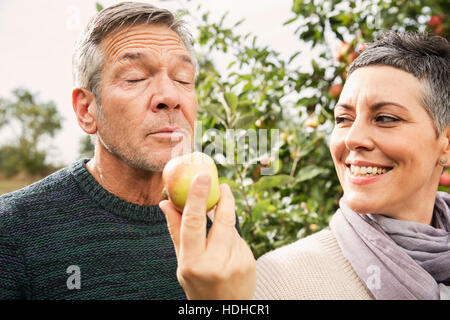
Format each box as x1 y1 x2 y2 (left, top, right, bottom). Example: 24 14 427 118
0 159 224 300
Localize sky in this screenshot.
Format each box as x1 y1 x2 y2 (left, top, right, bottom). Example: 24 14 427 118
0 0 324 166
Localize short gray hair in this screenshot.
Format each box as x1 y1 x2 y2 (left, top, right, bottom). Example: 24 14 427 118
72 1 195 104
348 31 450 135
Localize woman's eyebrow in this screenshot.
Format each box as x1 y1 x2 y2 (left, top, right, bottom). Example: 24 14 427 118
335 103 353 111
370 101 409 112
335 102 409 112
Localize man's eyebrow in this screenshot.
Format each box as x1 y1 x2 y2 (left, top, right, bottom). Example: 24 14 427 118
335 102 409 112
175 54 194 66
118 51 146 61
118 52 193 67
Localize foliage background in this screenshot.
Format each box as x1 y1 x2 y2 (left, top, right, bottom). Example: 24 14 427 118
189 0 449 257
0 0 448 258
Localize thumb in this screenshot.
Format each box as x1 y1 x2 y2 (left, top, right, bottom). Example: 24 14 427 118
159 200 182 256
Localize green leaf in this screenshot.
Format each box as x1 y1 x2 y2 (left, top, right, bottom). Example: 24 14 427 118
252 175 295 192
288 51 301 64
95 2 104 12
296 165 329 183
219 177 240 190
232 113 258 129
233 19 245 27
202 104 226 126
224 92 238 111
283 16 298 26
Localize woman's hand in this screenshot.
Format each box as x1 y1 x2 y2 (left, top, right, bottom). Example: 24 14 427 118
159 174 256 300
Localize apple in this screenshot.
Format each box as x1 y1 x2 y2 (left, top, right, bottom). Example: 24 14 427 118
433 24 444 36
255 117 264 128
356 42 366 53
260 157 272 167
439 170 450 187
335 42 352 62
280 131 288 143
162 152 221 212
347 50 359 63
428 15 443 28
305 117 319 128
328 84 343 99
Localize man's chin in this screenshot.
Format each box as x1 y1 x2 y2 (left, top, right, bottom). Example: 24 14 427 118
136 146 191 172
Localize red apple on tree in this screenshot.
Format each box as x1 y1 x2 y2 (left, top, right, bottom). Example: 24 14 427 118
335 42 352 63
328 84 343 99
428 15 443 28
347 51 359 63
439 170 450 187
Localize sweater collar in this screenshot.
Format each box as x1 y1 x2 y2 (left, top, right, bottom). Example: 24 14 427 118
69 158 166 223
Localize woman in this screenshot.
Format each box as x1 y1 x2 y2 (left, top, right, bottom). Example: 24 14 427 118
255 31 449 300
160 31 449 300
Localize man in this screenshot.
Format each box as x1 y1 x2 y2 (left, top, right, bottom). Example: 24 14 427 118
0 2 246 300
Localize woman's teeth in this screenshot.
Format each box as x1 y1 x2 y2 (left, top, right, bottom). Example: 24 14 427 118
350 165 389 176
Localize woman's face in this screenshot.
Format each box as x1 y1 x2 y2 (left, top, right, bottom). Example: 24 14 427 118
329 65 448 223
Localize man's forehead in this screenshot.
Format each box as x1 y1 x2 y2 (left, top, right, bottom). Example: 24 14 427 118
100 24 188 61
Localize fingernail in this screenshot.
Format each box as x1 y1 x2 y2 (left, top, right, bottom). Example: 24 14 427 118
159 200 167 208
196 174 210 187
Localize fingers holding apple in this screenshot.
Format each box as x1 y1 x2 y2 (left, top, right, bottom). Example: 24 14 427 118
159 152 256 299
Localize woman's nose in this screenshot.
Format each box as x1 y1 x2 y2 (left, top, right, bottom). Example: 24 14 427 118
344 117 375 151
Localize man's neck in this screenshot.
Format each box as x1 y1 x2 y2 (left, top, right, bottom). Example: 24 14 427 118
86 152 165 206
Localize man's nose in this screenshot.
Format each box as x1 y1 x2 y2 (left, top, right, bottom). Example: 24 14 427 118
344 117 375 152
149 74 181 112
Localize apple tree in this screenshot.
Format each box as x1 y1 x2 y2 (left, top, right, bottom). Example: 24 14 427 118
186 0 448 258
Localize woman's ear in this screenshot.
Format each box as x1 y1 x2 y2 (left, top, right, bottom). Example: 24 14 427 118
440 126 450 167
72 88 98 135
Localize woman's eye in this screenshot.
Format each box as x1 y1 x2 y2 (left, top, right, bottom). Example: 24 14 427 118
376 115 400 123
176 80 190 85
335 116 351 124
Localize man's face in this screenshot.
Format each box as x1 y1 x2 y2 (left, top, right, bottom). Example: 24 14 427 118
329 66 446 219
96 24 197 171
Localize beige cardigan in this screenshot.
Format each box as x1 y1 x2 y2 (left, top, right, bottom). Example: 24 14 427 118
254 228 374 300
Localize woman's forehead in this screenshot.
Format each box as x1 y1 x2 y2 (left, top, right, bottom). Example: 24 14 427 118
338 65 423 110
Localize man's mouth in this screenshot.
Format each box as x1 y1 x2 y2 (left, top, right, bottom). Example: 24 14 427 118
147 126 187 142
150 126 180 134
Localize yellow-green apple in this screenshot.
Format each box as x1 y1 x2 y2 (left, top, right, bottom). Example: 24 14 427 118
305 116 319 128
162 152 221 212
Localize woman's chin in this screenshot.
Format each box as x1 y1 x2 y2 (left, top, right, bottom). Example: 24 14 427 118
343 194 381 214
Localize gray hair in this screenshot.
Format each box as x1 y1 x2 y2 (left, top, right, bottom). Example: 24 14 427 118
72 1 195 105
348 31 450 135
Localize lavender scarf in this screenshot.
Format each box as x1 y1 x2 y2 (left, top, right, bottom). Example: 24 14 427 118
330 191 450 300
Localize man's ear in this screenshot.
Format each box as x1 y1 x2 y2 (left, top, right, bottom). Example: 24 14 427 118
72 88 98 135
